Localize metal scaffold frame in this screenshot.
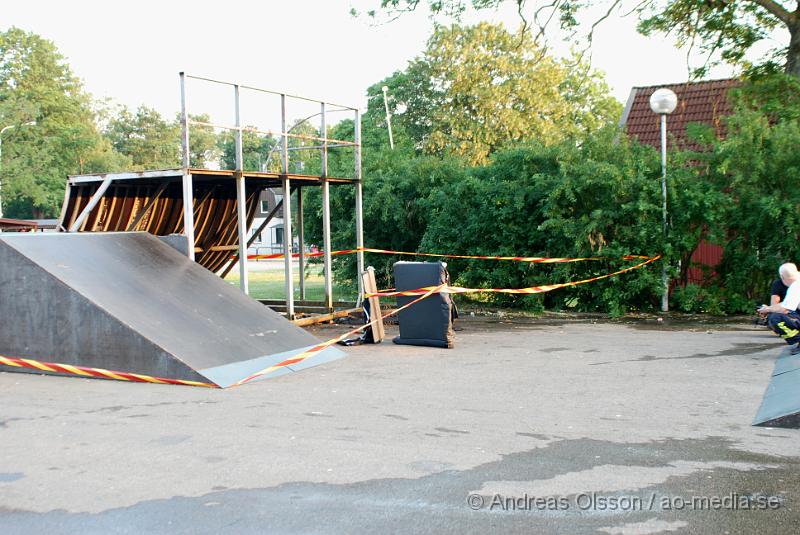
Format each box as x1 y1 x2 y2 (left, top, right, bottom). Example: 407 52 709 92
58 73 364 322
179 73 365 319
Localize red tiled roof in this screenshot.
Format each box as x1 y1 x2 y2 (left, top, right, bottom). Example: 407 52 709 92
620 78 741 150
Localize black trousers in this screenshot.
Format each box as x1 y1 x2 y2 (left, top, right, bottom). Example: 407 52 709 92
767 311 800 345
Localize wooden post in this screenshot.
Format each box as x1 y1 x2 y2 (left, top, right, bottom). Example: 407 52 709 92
360 266 384 343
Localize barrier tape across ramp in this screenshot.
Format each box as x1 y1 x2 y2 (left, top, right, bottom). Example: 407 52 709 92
0 355 218 388
1 249 660 388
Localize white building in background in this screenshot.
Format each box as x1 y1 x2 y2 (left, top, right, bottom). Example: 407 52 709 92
247 188 285 256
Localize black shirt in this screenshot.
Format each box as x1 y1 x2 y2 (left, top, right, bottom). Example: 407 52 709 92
771 279 789 302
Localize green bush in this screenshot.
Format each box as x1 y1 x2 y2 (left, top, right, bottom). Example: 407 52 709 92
305 75 800 316
705 107 800 312
671 284 725 315
419 129 713 313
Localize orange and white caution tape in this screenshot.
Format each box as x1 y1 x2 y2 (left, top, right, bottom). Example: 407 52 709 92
232 283 446 386
367 255 661 297
359 248 650 264
234 254 660 385
246 247 648 264
0 355 218 388
247 249 360 261
1 252 660 389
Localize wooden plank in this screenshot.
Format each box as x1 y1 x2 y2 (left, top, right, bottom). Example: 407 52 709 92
292 308 360 327
360 266 384 343
126 182 169 231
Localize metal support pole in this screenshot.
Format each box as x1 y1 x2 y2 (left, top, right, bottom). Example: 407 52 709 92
234 84 248 294
179 72 195 260
283 178 294 318
297 187 305 300
321 102 333 311
322 182 333 312
281 94 295 319
0 131 4 220
180 73 191 168
181 172 196 261
660 113 669 313
354 109 365 299
381 86 394 150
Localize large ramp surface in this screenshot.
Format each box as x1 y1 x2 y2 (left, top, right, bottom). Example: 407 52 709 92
0 232 344 387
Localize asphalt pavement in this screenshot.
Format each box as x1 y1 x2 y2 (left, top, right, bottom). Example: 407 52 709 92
1 317 797 534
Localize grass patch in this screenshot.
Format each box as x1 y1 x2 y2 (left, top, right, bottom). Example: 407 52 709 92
224 263 355 301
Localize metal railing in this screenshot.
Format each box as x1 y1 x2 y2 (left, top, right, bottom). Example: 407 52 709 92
178 73 364 317
179 73 359 175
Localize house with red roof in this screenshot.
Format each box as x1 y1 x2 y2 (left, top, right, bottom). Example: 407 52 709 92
619 78 741 285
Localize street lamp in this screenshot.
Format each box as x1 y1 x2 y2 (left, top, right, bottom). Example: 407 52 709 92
0 121 37 219
649 88 678 313
381 85 394 150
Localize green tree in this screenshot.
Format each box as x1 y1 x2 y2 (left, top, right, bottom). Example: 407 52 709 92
364 68 438 151
638 0 800 78
704 106 800 311
286 119 323 175
559 50 625 135
103 106 216 169
729 69 800 120
217 128 276 171
304 150 468 288
367 23 621 165
0 27 123 218
418 130 722 314
367 1 800 77
104 105 180 169
185 113 219 168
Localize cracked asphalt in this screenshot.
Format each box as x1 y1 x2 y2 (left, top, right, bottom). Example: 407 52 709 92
1 317 797 534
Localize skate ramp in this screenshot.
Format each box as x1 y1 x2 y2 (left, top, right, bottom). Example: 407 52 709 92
753 348 800 428
0 232 344 387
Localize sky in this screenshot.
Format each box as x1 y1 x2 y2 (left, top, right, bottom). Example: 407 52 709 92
3 0 774 129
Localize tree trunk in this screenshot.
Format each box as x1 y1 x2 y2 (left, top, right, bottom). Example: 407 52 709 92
786 21 800 77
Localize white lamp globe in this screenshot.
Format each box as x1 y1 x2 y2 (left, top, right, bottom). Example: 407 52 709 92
649 88 678 114
382 86 389 93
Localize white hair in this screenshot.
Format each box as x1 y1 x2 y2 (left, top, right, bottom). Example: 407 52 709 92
779 263 798 279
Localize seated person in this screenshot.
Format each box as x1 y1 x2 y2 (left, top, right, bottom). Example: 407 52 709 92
757 277 790 325
771 277 789 306
758 263 800 355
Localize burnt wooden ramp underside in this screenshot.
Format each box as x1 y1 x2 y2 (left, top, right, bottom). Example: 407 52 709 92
59 177 260 274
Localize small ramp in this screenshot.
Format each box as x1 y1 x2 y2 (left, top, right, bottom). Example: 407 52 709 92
753 348 800 428
0 232 344 387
